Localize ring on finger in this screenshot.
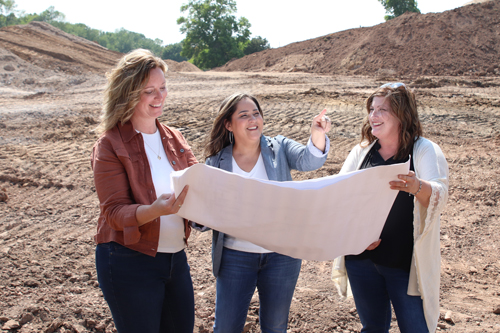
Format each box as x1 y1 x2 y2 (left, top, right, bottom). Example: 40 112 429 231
405 183 407 188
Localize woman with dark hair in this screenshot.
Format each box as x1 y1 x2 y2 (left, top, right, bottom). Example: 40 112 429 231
205 92 332 333
332 83 449 333
91 49 197 333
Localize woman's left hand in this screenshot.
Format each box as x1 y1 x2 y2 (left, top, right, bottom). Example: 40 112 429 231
310 109 332 152
390 171 419 194
390 171 431 207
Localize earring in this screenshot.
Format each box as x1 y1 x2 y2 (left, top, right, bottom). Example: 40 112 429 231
229 131 233 144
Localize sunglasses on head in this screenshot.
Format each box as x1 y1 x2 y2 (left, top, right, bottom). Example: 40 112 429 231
380 82 406 89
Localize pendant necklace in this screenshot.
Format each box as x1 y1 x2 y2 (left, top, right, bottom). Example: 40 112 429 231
142 133 162 160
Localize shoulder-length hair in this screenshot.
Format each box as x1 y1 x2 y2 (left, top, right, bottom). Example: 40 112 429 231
96 49 167 133
360 83 423 160
204 92 263 158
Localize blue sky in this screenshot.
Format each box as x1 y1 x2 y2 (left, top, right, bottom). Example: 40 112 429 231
12 0 469 48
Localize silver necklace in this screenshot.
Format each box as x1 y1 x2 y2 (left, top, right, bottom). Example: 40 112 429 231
142 133 162 160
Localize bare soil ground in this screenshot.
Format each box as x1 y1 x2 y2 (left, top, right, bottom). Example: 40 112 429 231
1 3 500 332
1 69 499 332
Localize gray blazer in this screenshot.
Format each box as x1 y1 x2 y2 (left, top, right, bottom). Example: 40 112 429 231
205 134 328 277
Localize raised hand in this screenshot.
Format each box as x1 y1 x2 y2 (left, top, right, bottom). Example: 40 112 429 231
310 109 332 152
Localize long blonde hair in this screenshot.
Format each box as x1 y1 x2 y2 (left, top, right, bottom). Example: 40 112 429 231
361 83 422 160
96 49 167 133
204 93 263 158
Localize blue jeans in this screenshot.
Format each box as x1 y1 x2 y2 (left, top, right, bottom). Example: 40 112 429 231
345 258 428 333
95 242 194 333
213 247 301 333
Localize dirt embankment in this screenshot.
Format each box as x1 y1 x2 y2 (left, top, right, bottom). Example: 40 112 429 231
0 21 201 80
0 21 121 75
216 1 500 77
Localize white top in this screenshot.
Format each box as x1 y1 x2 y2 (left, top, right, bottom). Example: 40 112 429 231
141 130 185 253
223 153 272 253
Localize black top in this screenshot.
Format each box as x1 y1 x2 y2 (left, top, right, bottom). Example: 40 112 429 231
346 142 415 272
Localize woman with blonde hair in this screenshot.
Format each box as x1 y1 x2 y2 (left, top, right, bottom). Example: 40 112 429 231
332 83 449 333
205 92 332 333
91 49 196 333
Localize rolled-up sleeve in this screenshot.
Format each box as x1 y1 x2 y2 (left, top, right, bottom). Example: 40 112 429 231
281 135 328 172
306 135 330 157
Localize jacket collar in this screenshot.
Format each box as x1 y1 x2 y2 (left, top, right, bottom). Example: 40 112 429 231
118 119 173 143
219 144 233 172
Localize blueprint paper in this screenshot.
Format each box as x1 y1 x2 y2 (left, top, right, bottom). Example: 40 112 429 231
171 161 410 261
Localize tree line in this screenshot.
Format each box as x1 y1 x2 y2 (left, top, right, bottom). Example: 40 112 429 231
0 0 272 69
1 0 420 70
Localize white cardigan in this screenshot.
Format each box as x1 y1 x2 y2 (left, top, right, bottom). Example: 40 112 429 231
332 137 449 333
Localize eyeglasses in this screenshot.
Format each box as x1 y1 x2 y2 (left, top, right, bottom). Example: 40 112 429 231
380 82 406 89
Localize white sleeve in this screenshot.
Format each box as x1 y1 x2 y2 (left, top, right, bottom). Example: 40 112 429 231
306 135 330 157
413 139 449 236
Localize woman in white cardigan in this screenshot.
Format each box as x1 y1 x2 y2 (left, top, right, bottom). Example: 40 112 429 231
332 82 449 333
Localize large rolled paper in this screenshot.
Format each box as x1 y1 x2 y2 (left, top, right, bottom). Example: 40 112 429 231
171 160 409 261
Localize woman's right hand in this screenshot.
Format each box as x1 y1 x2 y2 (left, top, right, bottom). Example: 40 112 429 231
310 109 331 152
136 185 189 226
152 185 189 216
366 239 381 250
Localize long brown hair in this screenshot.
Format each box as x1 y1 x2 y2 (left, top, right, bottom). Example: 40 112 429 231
204 93 263 158
96 49 167 133
360 83 422 160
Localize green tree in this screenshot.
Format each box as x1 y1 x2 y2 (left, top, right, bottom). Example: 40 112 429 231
177 0 251 69
35 6 65 22
378 0 420 21
0 0 15 14
243 36 270 55
162 42 188 62
0 0 17 26
13 6 65 25
0 12 19 27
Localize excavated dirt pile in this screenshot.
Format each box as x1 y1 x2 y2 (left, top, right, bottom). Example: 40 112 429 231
0 21 121 75
216 1 500 77
0 21 201 80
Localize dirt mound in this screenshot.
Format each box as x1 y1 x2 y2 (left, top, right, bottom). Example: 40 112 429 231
165 59 202 72
465 0 495 5
0 21 121 75
215 1 500 76
0 21 201 78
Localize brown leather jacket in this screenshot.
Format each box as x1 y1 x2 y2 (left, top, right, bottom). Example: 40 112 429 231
91 119 198 256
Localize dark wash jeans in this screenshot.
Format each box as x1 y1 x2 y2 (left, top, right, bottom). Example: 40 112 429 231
96 242 194 333
345 258 428 333
213 247 302 333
